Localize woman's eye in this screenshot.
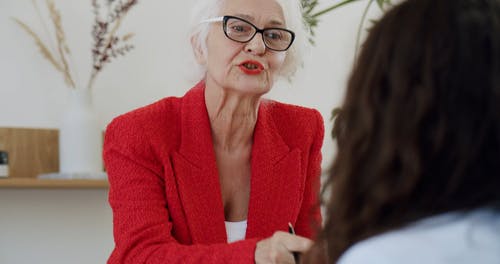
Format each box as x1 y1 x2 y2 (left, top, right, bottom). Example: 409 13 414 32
231 24 253 33
265 32 282 40
233 25 246 32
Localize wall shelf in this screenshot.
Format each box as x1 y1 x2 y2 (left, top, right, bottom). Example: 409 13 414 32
0 127 108 189
0 178 108 189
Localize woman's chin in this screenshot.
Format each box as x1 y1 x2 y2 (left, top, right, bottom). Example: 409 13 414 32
232 83 271 96
232 75 272 95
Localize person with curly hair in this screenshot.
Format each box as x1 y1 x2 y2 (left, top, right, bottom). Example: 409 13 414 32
305 0 500 263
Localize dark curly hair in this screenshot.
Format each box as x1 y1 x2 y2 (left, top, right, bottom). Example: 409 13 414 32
305 0 500 262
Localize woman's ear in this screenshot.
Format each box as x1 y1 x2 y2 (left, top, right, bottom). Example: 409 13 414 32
191 35 206 65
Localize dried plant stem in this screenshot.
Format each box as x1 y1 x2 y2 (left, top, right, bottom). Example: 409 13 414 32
122 33 134 41
46 0 75 88
87 16 123 90
87 69 98 91
46 0 80 86
12 18 64 73
15 0 137 91
32 0 57 56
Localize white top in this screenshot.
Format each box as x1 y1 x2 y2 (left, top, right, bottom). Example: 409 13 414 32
338 208 500 264
225 220 247 243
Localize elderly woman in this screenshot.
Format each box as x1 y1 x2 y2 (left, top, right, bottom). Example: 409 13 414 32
103 0 324 263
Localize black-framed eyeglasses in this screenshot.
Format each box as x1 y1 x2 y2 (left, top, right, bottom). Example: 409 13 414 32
202 15 295 52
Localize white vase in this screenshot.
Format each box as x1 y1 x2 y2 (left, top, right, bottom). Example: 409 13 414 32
59 88 103 176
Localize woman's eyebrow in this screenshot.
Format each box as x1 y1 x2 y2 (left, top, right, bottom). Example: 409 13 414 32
233 13 284 27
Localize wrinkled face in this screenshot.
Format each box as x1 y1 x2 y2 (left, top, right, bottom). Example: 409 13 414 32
197 0 288 96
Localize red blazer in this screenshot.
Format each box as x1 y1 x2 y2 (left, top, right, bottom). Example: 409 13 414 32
104 81 324 263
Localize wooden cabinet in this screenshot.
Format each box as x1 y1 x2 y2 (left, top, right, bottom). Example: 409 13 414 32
0 127 108 189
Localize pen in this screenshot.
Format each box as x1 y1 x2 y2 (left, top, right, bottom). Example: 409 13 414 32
288 222 300 263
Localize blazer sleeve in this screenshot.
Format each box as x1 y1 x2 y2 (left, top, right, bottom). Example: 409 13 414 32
104 117 258 264
294 109 324 238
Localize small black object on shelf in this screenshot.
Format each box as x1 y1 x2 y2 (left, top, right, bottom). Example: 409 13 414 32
0 150 9 178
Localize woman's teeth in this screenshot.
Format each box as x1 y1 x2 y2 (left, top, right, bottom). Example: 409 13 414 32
244 63 258 69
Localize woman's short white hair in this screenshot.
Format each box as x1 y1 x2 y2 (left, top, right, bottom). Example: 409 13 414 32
187 0 310 81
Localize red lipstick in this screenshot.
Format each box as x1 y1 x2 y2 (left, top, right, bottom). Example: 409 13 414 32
239 60 264 75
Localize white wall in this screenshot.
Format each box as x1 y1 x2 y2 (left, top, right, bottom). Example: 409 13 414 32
0 0 382 263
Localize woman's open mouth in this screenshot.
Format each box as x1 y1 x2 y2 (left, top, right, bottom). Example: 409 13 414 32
239 60 264 75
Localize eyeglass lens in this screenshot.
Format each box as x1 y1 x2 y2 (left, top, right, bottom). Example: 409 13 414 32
224 16 294 51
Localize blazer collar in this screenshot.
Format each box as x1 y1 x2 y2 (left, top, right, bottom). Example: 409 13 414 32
173 81 302 243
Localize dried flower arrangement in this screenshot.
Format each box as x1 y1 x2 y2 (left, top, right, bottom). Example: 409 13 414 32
12 0 138 90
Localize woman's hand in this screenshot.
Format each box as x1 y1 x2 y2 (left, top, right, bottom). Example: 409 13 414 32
255 231 313 264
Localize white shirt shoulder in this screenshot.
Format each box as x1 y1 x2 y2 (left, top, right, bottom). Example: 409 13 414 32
338 209 500 264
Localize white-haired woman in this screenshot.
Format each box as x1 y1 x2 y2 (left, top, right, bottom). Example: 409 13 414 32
104 0 324 263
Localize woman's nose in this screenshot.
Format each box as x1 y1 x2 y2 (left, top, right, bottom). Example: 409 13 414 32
244 33 266 55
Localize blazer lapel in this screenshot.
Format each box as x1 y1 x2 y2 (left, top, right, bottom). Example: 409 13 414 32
246 101 303 238
171 86 303 243
171 82 227 244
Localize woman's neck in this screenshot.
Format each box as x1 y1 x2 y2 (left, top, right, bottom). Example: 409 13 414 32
204 84 261 152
